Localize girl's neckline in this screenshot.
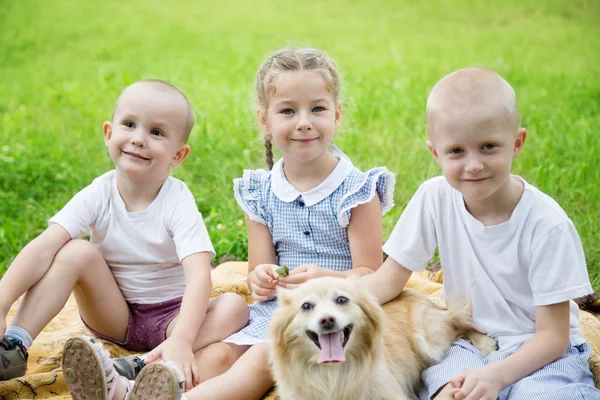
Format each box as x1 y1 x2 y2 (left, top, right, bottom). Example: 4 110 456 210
271 146 354 206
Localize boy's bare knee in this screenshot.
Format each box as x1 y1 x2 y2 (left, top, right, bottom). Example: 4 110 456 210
196 342 239 373
219 293 250 326
53 239 101 270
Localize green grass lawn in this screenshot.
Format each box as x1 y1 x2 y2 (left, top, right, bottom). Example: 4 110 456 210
1 0 599 287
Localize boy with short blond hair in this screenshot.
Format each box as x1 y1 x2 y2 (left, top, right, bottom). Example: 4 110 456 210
364 68 599 399
0 80 249 396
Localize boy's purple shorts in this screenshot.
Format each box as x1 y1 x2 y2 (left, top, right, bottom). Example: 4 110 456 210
82 297 182 352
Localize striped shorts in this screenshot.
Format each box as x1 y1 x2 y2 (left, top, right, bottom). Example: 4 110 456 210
419 338 600 400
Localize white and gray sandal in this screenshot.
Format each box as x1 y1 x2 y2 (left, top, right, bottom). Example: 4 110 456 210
129 360 186 400
62 336 132 400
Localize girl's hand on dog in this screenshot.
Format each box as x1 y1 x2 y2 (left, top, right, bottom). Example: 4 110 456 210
278 264 323 289
248 264 279 301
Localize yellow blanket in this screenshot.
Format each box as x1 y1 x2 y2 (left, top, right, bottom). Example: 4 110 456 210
1 262 599 399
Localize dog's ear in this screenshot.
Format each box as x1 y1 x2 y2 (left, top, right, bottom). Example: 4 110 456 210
357 290 386 336
276 286 293 308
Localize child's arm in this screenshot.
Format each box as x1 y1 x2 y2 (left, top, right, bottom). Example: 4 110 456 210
451 301 570 400
345 194 384 275
245 214 279 301
144 251 212 389
0 224 71 337
361 256 413 304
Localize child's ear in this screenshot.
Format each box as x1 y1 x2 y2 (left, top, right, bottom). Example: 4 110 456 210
170 144 191 167
103 121 112 144
276 286 293 307
334 103 342 129
256 108 269 135
512 128 527 158
426 140 440 164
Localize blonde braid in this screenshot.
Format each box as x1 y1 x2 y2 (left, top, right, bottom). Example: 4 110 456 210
264 135 274 170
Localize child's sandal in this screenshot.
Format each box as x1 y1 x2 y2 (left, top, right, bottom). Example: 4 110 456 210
129 361 186 400
62 336 109 399
62 336 132 400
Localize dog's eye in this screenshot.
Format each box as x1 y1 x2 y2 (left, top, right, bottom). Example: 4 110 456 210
301 302 313 311
336 296 349 305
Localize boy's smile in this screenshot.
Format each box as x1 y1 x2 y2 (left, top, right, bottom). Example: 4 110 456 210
122 150 151 161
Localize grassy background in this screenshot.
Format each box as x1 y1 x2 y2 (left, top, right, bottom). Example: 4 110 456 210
1 0 599 287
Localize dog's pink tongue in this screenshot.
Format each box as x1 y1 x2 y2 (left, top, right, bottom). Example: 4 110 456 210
318 331 345 364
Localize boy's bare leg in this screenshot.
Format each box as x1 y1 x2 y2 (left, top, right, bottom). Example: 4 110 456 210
185 343 273 400
166 293 250 352
193 342 249 383
10 239 130 341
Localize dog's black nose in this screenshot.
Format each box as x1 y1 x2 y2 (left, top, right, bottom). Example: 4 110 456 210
320 316 336 330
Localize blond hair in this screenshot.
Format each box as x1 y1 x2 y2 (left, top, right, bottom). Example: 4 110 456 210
426 68 520 139
255 48 341 169
113 79 195 142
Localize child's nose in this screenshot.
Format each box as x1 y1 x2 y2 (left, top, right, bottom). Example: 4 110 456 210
465 155 484 173
130 129 146 147
296 112 312 131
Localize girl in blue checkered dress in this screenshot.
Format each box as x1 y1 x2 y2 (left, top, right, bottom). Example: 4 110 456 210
222 142 394 346
115 48 396 400
216 47 395 398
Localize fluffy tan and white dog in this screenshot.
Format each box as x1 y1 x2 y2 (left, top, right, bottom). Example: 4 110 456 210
269 277 496 400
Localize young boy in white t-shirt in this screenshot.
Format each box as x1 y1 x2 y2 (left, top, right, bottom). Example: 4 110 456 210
0 80 249 396
363 68 600 399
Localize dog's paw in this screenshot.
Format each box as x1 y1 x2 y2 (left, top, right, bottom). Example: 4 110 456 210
464 331 498 356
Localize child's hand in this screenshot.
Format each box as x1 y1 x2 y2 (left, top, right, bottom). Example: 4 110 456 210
248 264 279 301
431 383 460 400
278 264 323 289
450 366 503 400
145 336 198 391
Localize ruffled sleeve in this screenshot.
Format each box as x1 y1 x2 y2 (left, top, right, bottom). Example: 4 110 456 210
336 167 396 227
233 169 270 225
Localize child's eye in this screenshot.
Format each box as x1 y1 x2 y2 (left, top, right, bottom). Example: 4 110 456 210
151 129 164 137
301 302 313 311
124 121 134 128
280 108 294 115
449 148 463 155
482 144 495 150
312 106 326 112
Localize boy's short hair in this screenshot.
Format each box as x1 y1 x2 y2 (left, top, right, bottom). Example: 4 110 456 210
426 68 520 137
112 79 195 142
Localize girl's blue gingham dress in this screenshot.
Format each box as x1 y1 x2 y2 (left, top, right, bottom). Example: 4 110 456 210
223 152 395 345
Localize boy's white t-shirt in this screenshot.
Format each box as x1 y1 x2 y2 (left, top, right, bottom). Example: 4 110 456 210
383 176 592 350
49 170 215 304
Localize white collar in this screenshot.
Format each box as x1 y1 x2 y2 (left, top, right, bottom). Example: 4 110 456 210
271 145 354 206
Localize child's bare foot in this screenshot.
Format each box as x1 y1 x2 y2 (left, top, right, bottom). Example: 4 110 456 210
62 336 133 400
129 360 187 400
